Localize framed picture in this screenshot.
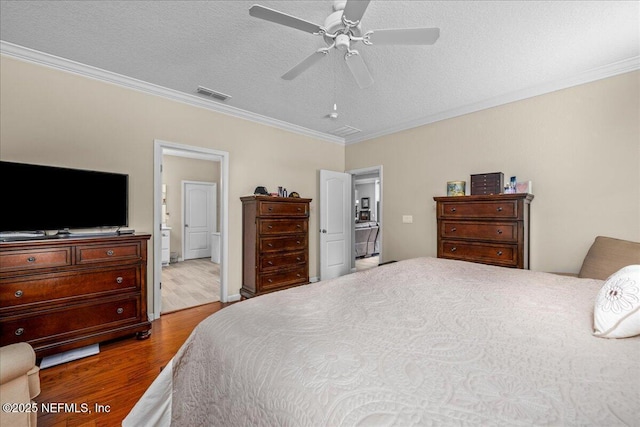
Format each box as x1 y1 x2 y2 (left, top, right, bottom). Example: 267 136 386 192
359 210 370 221
361 197 370 209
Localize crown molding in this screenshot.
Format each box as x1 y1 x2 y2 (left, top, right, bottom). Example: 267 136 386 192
346 55 640 144
2 41 637 147
0 41 346 146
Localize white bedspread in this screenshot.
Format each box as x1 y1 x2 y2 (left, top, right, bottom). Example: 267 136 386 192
124 257 639 426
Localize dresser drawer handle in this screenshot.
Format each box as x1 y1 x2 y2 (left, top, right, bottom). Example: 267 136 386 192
497 229 503 234
297 274 301 278
268 207 273 211
496 207 503 212
450 227 457 232
27 256 36 263
106 250 115 256
450 207 456 212
15 328 24 336
14 290 23 298
297 207 302 211
267 243 273 248
296 240 301 245
296 224 302 228
117 307 124 314
116 277 124 284
268 279 273 283
267 261 274 266
450 247 457 252
296 257 301 261
267 225 273 229
497 251 503 256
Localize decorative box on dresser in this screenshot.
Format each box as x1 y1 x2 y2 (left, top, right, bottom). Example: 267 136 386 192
0 234 151 358
241 195 311 299
433 194 534 269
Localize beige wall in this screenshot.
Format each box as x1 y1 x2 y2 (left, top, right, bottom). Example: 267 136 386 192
346 71 640 273
162 155 221 258
0 56 345 307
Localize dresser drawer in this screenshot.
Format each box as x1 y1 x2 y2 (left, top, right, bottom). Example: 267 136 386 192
76 242 141 264
260 251 307 271
259 219 308 235
1 266 140 311
440 240 517 267
440 221 518 242
439 200 519 219
1 296 140 346
260 235 308 253
258 201 308 217
0 247 72 273
258 266 308 291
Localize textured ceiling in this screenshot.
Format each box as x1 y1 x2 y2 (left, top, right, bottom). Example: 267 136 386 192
1 1 638 144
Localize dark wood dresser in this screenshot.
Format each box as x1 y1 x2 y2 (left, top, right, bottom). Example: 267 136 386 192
0 234 151 357
434 194 534 269
241 195 311 298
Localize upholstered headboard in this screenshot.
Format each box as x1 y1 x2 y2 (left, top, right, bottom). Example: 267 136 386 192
578 236 640 280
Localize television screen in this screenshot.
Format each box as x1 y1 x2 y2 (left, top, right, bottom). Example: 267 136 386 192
0 161 129 232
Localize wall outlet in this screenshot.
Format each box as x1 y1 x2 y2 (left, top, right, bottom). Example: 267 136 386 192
402 215 413 224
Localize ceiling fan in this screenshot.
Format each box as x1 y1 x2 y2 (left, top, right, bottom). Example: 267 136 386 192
249 0 440 89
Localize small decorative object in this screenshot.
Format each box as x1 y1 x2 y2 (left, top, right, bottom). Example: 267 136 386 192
471 172 503 195
254 186 269 195
289 191 300 198
359 210 370 221
516 181 532 194
504 176 517 194
361 197 370 209
447 181 466 196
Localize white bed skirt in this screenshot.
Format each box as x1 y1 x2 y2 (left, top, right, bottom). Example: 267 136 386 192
122 358 173 427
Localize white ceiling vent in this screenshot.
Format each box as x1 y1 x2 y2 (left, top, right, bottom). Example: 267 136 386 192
329 125 361 138
196 86 232 101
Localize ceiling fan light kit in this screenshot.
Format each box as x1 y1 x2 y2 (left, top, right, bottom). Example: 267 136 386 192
249 0 440 89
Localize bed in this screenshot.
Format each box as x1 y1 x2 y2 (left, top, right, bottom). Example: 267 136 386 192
124 250 639 426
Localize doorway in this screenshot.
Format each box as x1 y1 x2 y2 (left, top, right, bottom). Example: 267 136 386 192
153 140 229 320
348 166 383 272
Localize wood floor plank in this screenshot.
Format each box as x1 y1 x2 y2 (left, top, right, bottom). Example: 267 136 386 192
36 302 231 427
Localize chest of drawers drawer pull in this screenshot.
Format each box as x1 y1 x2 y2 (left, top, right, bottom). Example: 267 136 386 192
15 290 23 298
27 256 36 263
116 307 124 314
267 261 274 266
451 247 457 252
450 207 456 212
497 251 503 256
496 207 503 212
106 250 115 256
451 227 457 232
15 327 25 336
116 277 124 284
497 229 503 234
268 243 274 248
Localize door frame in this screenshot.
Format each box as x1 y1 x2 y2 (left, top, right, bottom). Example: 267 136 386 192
347 165 383 269
182 180 216 260
153 139 230 320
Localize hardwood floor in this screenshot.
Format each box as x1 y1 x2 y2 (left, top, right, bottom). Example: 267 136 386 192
36 302 231 427
161 258 220 314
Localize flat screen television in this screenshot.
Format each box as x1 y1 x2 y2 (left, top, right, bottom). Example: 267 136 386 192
0 161 129 233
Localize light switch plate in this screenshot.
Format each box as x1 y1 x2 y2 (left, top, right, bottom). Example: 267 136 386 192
402 215 413 224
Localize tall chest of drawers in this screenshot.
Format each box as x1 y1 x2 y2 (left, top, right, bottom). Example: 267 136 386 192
433 194 533 269
241 196 311 298
0 234 151 357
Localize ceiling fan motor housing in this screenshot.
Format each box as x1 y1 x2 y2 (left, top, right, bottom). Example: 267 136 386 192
323 10 361 46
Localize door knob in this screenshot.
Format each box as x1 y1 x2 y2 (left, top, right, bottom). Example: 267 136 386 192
320 229 327 233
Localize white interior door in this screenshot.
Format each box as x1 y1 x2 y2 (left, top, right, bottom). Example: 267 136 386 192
320 169 352 280
183 181 215 260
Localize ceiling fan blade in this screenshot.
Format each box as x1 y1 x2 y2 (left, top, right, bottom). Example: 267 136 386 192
366 27 440 45
249 4 323 34
282 49 329 80
342 0 371 25
344 51 374 89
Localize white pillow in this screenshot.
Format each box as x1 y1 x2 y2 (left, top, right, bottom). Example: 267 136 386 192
593 265 640 338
